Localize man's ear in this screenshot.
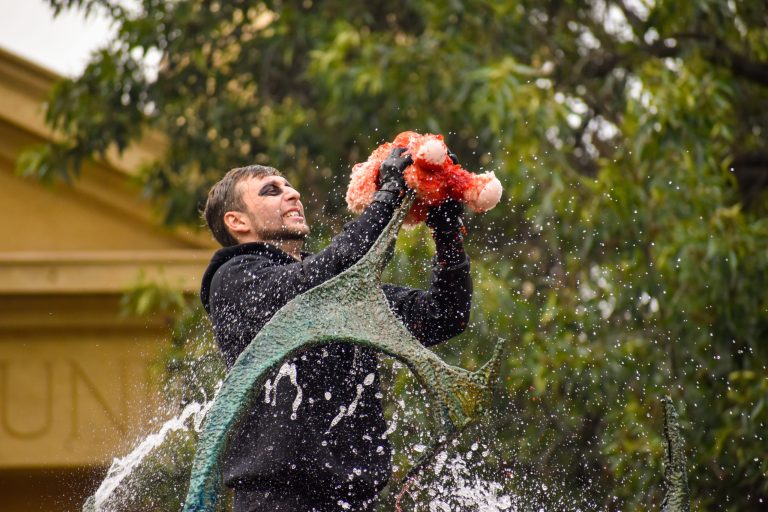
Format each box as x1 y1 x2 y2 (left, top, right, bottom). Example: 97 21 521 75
223 211 250 237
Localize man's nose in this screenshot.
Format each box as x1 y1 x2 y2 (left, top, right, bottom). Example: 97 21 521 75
284 187 301 201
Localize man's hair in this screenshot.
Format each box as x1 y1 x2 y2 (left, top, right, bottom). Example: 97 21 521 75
204 164 283 247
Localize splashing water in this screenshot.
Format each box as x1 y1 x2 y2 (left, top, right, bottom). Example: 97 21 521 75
91 387 219 512
263 362 303 420
403 445 592 512
327 371 376 432
410 449 516 512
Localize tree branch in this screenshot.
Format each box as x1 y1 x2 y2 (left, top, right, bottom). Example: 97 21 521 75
615 0 646 39
711 44 768 87
646 32 768 87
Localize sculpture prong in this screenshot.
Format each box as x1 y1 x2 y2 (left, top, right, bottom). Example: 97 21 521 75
660 395 690 512
477 337 505 389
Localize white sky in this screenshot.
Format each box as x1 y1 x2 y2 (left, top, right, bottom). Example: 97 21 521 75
0 0 114 76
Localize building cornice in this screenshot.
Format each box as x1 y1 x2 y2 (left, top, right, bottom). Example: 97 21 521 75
0 250 211 294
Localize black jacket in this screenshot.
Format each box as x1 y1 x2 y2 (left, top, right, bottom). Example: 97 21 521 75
200 197 472 499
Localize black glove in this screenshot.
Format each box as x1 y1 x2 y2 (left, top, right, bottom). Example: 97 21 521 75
377 146 412 195
447 150 459 165
426 198 464 235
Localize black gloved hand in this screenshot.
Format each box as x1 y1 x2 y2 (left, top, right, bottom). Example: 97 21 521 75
447 150 459 165
426 198 464 234
377 146 412 194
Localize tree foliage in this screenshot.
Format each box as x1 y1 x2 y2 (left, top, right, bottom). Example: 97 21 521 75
22 0 768 510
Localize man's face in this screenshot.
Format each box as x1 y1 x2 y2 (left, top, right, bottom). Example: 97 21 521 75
234 175 310 242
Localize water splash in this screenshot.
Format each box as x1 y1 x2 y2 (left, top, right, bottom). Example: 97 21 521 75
91 386 219 512
416 440 599 512
327 371 377 432
263 362 303 420
412 450 517 512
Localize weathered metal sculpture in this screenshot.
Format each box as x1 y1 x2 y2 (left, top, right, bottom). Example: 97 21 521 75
181 192 503 511
82 191 691 512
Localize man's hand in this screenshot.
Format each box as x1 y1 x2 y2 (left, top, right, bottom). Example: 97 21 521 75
377 146 412 194
426 198 464 235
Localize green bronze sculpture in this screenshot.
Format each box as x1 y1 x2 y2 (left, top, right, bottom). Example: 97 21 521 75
82 192 691 512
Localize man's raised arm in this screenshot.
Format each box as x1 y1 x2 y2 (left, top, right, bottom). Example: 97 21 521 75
382 199 473 347
209 148 412 312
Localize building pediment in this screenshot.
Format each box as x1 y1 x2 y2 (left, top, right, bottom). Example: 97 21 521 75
0 46 215 294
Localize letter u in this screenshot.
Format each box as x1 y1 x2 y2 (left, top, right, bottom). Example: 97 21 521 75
0 361 53 439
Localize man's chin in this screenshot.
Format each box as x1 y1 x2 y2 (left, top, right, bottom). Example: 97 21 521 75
256 227 310 241
279 232 309 241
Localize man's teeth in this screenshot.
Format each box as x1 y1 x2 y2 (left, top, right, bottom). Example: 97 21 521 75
285 211 301 218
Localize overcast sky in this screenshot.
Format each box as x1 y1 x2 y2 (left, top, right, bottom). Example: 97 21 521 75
0 0 113 76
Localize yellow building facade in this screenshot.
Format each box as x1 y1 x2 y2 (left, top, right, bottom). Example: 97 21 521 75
0 47 214 511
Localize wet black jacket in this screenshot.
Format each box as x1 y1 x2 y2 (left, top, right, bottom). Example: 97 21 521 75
200 197 471 499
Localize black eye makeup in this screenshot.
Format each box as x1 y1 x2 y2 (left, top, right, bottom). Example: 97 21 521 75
259 184 280 196
258 179 294 196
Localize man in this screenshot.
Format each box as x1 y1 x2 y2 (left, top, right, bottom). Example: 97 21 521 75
200 148 472 511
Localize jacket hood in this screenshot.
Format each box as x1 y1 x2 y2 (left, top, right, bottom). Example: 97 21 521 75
201 243 267 313
200 242 305 313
